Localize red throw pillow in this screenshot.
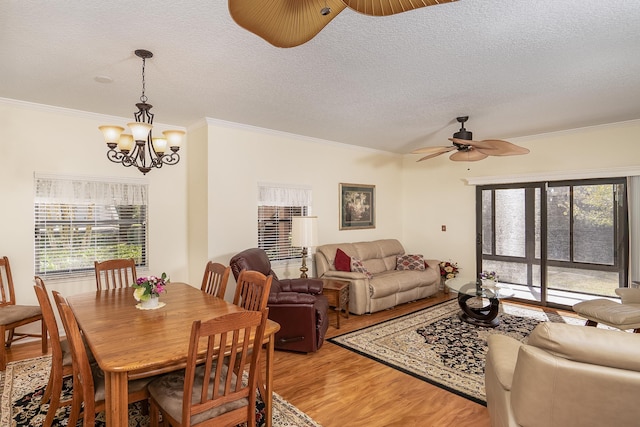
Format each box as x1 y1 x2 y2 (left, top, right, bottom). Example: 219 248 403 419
335 248 351 272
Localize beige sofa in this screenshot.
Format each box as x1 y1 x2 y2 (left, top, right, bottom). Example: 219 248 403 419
485 322 640 427
314 239 440 315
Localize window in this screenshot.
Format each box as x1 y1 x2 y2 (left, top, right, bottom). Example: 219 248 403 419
257 183 312 261
34 174 148 277
477 178 628 307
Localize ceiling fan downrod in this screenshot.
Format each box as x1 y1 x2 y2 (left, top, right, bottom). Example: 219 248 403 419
452 116 473 141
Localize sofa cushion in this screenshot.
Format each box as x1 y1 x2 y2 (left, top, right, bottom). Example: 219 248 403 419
335 248 351 272
396 254 426 271
351 257 373 279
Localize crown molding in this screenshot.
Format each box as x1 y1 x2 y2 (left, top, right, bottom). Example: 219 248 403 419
465 166 640 186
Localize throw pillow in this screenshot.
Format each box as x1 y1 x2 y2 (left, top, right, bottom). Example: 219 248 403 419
396 254 426 271
351 257 373 279
335 248 351 272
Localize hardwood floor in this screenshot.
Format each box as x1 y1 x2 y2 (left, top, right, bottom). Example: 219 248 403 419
7 291 490 427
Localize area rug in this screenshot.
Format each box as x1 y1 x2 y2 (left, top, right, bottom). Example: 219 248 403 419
0 356 321 427
329 299 586 405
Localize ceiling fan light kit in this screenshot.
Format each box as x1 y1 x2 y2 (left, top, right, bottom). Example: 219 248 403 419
412 116 530 162
228 0 458 48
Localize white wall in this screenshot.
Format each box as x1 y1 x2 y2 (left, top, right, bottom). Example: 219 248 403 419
197 119 405 298
401 120 640 280
1 99 189 315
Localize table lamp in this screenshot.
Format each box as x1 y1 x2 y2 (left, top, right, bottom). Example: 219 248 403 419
291 216 318 278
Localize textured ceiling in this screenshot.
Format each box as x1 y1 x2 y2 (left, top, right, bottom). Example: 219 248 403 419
2 0 640 154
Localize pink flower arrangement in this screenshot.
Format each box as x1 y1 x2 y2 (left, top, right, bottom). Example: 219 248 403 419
132 273 169 302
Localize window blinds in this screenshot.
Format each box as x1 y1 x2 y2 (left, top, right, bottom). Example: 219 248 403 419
34 174 148 277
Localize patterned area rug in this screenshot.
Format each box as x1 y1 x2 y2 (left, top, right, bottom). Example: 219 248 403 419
0 356 321 427
329 299 585 405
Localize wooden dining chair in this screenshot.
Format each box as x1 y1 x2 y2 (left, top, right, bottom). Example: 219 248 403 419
148 309 269 427
200 261 231 299
52 291 154 426
34 277 74 427
94 258 137 290
0 256 47 371
233 270 272 312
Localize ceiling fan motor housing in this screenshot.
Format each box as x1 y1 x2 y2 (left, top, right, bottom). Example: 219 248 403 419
453 129 473 141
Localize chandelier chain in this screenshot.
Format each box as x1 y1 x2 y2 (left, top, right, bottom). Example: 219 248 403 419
140 56 148 103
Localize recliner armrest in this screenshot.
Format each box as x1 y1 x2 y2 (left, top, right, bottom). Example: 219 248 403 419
616 287 640 304
268 291 318 305
278 278 324 295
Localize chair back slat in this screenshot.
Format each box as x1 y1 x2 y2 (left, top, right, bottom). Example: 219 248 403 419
52 290 98 426
183 309 268 425
94 259 137 290
0 256 16 306
233 270 272 312
201 262 231 299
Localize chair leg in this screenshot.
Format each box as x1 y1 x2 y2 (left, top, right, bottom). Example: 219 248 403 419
5 327 14 348
0 325 6 371
41 320 48 354
585 320 598 327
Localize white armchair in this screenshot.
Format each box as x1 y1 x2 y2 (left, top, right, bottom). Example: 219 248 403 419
485 322 640 427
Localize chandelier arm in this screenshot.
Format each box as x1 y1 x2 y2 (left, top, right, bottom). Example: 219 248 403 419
160 152 180 166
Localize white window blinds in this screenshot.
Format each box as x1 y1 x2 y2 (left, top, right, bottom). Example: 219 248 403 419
34 174 148 277
257 183 311 261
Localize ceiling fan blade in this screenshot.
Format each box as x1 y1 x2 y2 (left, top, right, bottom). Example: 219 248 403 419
343 0 457 16
229 0 347 48
449 149 488 162
411 145 455 155
449 137 495 150
477 139 530 156
416 148 455 162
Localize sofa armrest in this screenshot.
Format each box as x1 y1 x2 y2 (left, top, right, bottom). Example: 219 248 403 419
320 271 369 280
278 278 323 295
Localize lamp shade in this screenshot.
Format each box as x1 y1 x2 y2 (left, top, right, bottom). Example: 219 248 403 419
291 216 318 248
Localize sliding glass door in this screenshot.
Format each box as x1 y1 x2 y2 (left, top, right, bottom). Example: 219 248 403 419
477 178 628 308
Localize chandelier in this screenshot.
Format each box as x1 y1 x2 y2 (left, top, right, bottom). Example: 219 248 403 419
98 49 184 175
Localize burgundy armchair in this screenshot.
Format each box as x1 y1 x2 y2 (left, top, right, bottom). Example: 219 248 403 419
230 248 329 353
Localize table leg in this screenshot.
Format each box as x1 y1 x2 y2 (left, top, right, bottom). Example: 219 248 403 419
265 333 275 427
105 371 129 427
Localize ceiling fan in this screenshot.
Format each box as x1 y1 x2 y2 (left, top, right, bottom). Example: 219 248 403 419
228 0 458 48
411 116 530 162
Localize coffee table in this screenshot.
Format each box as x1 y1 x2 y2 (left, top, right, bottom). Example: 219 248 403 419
445 277 514 327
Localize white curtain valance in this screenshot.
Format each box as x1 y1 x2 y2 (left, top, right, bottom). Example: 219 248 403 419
257 182 312 207
34 173 148 205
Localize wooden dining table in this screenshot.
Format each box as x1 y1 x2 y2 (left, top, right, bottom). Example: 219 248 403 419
67 282 280 427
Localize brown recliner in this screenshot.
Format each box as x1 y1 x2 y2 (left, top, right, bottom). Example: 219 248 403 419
230 248 329 353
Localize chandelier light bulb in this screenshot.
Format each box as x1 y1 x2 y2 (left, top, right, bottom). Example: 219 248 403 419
152 137 167 154
117 134 134 152
128 122 152 142
98 126 125 145
162 130 185 149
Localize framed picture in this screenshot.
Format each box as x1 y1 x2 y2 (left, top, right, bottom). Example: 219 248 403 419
339 183 375 230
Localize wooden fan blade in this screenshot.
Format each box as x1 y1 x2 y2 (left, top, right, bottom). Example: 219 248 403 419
344 0 457 16
416 148 455 162
449 137 495 150
477 139 530 156
449 149 488 162
411 146 455 155
229 0 347 48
